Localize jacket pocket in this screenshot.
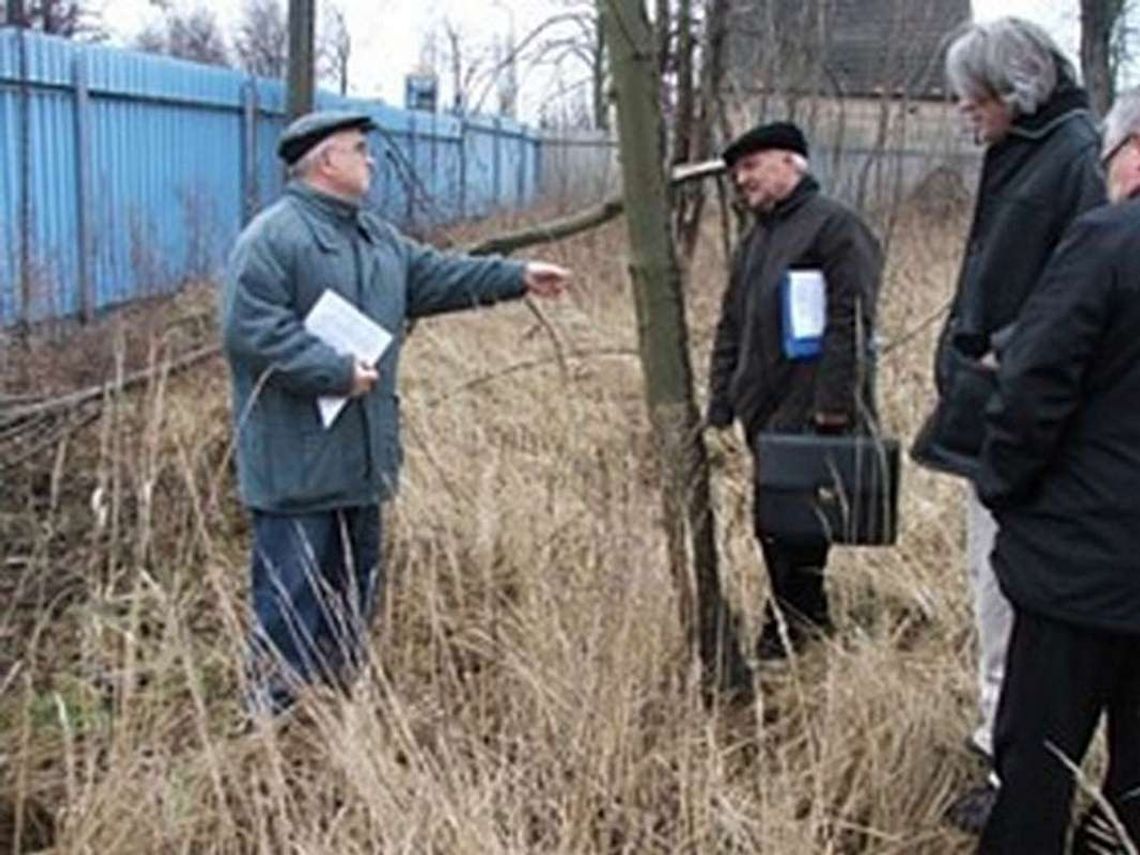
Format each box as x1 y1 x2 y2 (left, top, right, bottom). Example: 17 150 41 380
911 346 997 478
942 351 997 454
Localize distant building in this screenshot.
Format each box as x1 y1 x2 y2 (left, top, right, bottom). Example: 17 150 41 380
726 0 976 211
730 0 971 100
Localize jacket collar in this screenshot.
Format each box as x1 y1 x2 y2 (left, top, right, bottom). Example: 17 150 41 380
285 181 381 250
757 174 819 224
1006 83 1092 143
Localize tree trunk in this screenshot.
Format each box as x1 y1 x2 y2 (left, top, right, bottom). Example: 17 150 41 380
593 26 608 131
670 0 695 168
655 0 672 78
597 0 751 697
1080 0 1124 119
285 0 316 119
675 0 731 264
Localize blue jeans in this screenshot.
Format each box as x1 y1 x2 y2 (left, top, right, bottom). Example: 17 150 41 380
246 505 382 714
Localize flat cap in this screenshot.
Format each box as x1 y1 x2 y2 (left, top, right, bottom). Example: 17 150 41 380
277 110 378 165
722 121 808 167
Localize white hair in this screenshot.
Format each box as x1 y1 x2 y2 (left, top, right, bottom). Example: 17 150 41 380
288 134 338 180
945 17 1073 117
789 152 809 175
1104 87 1140 160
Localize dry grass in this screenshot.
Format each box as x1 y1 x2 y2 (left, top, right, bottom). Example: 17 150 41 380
0 197 1006 854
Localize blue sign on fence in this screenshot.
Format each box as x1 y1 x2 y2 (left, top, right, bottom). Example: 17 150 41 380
404 72 438 113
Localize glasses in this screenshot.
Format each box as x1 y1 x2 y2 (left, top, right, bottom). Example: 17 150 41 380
1101 133 1134 169
328 140 371 159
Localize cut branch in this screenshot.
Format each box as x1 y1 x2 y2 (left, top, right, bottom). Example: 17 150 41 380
464 196 625 256
463 159 725 258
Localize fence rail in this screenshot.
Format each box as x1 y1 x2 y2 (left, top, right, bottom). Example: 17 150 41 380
0 28 616 329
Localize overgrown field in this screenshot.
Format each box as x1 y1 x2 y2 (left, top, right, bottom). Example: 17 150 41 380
1 199 1006 853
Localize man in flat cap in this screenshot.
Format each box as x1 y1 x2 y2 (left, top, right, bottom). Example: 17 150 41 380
221 109 570 716
706 121 882 661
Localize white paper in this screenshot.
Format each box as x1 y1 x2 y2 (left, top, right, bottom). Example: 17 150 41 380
787 270 827 341
303 289 393 429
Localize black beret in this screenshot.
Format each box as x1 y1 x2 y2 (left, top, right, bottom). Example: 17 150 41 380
277 110 378 165
722 121 808 167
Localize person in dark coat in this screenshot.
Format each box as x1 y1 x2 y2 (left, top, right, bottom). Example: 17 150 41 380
706 121 882 660
907 19 1106 826
221 111 569 716
975 85 1140 854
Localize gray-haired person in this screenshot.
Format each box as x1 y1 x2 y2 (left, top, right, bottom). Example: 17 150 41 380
909 17 1106 830
975 85 1140 855
221 111 569 717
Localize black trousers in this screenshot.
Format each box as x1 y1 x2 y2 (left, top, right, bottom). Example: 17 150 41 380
979 608 1140 854
750 435 832 631
758 536 831 630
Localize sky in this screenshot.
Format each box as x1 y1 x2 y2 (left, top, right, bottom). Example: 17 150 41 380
90 0 1085 123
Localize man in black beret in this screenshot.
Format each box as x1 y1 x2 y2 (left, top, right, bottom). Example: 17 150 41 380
706 121 882 660
221 110 570 717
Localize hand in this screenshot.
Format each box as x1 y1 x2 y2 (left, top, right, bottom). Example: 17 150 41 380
523 261 571 298
350 360 379 397
813 412 849 434
705 401 733 430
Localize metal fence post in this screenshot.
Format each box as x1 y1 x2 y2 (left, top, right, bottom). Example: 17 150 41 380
535 135 544 200
429 109 438 224
516 130 525 205
493 116 502 209
16 25 30 327
73 47 94 322
457 116 467 220
406 111 416 228
241 76 258 223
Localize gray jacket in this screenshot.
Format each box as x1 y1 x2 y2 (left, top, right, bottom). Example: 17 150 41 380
221 182 525 513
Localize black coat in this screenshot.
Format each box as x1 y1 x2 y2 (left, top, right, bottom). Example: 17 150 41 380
978 199 1140 635
707 176 882 439
912 84 1105 477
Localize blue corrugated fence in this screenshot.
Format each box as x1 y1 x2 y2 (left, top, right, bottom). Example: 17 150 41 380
0 28 547 327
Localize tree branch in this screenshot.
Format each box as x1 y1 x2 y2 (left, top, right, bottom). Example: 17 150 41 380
463 158 726 257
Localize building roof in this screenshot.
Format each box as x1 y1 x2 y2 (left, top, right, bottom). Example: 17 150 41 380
730 0 971 100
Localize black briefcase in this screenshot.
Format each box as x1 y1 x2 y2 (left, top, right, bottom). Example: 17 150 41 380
754 433 900 546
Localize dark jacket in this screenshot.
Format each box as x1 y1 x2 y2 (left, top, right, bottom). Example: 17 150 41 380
221 182 525 513
707 176 882 439
912 82 1105 477
978 199 1140 635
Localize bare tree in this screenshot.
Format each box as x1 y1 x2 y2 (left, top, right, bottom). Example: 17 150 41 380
430 17 485 113
547 4 609 130
492 30 519 117
7 0 103 37
1082 0 1130 117
233 0 287 78
598 0 752 698
673 0 733 264
497 3 608 130
136 3 229 66
319 4 351 96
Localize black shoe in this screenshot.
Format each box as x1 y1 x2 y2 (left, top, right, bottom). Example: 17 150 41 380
756 619 792 662
943 781 998 836
756 613 833 663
